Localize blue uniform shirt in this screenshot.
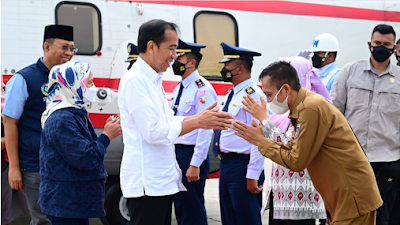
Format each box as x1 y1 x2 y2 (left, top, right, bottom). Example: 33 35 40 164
316 62 340 92
171 70 217 167
219 78 265 180
3 74 29 120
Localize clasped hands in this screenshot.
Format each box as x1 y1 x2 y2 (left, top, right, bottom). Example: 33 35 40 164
196 96 268 146
231 95 268 146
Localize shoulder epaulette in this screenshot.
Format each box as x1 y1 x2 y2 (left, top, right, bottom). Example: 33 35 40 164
245 86 255 95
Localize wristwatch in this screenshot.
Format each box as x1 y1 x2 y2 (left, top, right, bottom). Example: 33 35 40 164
261 118 270 126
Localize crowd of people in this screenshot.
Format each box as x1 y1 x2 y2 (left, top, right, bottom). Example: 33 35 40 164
1 19 399 225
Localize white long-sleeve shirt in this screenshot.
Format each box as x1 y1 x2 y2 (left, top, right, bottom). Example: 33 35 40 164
118 57 186 198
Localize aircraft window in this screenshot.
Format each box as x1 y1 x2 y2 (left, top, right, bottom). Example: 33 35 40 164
194 11 238 80
55 1 102 55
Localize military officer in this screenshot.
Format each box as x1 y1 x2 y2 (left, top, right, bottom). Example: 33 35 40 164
126 43 138 70
171 39 217 225
212 42 266 225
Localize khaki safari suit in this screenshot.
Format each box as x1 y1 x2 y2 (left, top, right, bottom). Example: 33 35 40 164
258 88 382 224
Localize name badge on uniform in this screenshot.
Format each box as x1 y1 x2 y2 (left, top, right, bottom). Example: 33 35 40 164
294 124 300 139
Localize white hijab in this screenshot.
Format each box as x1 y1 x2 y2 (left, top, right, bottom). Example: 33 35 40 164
41 60 92 127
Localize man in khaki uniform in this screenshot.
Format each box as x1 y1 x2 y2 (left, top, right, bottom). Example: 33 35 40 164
232 61 382 225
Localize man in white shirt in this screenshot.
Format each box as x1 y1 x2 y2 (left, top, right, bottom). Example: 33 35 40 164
118 19 233 225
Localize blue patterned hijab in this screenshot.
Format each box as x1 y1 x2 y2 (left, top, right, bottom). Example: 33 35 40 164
41 60 92 127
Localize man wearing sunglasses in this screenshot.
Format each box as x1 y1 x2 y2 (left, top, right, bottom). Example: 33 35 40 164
3 24 74 225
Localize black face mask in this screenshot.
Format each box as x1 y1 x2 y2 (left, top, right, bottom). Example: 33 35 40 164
312 54 325 68
172 61 187 76
220 66 239 82
370 45 394 62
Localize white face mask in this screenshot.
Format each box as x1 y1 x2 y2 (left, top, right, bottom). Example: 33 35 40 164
83 85 98 103
267 85 289 115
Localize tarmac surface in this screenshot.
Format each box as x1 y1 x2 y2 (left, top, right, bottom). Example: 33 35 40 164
10 159 320 225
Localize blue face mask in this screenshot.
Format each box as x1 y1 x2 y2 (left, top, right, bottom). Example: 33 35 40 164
370 45 394 62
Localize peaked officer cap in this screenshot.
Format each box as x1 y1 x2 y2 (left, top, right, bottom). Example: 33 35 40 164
126 43 139 62
176 39 206 57
219 42 261 63
44 25 74 42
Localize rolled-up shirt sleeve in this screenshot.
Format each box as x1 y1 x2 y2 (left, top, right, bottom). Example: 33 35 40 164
3 74 29 120
124 78 182 145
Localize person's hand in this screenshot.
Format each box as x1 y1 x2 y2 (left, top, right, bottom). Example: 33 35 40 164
247 178 262 194
186 166 200 183
197 102 233 130
232 119 264 146
106 114 119 123
9 167 23 190
102 117 122 141
297 50 311 60
242 95 268 122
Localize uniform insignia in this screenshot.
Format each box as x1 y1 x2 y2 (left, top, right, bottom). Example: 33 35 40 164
277 135 281 143
232 104 238 107
390 77 395 83
294 124 300 138
195 79 205 88
199 96 206 104
245 87 255 95
197 90 206 96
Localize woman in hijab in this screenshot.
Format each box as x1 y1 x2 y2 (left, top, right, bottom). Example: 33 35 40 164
39 60 122 225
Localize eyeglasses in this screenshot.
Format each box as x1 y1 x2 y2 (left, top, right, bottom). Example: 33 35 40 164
50 43 78 54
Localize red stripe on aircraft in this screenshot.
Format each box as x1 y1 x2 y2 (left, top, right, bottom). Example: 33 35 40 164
121 0 400 22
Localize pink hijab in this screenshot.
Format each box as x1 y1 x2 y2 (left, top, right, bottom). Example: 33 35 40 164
269 56 331 132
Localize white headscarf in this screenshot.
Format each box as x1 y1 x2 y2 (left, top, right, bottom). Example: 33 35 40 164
41 60 92 127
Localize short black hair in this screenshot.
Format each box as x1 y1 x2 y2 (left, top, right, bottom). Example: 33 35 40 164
396 38 400 45
237 59 253 73
137 19 179 53
186 53 203 68
371 24 396 41
43 38 55 50
259 61 301 92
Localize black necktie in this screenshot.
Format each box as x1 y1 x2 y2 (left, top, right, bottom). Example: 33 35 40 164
212 89 234 157
173 83 184 115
